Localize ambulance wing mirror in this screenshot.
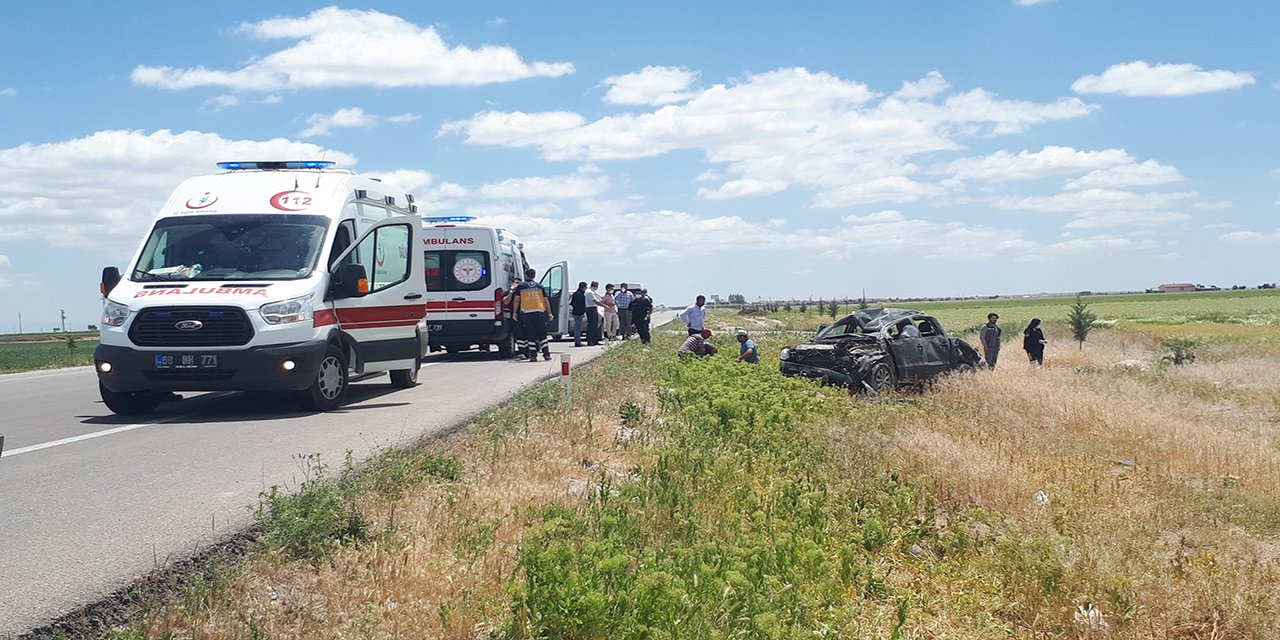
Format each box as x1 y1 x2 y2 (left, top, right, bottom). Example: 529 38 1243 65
101 266 122 296
331 263 369 299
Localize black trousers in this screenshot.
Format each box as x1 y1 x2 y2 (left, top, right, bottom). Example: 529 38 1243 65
586 307 601 345
634 317 651 344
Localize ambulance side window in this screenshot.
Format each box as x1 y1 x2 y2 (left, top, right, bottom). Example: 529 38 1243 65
424 252 443 291
350 223 411 293
329 221 355 270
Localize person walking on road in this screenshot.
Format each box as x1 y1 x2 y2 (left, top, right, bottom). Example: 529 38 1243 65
569 281 588 347
735 329 759 363
630 288 654 344
1023 318 1047 365
585 281 602 346
512 268 554 362
615 283 635 340
979 312 1002 369
679 295 707 336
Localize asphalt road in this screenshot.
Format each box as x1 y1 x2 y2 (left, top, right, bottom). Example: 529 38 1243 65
0 329 652 637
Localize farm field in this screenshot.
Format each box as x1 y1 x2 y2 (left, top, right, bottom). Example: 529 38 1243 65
69 294 1280 639
0 333 98 374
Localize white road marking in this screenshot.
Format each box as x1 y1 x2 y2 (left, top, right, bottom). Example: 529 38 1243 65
0 367 94 383
5 421 162 457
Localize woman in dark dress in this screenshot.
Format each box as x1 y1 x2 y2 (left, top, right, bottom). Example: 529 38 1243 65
1023 318 1047 365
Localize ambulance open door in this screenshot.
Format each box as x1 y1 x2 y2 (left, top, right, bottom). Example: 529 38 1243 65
538 260 570 339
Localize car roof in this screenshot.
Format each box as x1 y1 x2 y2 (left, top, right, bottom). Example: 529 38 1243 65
844 307 925 330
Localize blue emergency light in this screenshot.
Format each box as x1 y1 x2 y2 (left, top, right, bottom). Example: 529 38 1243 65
217 161 335 171
423 215 477 223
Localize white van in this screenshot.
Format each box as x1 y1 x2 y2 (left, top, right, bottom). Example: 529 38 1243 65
95 161 429 415
421 217 569 355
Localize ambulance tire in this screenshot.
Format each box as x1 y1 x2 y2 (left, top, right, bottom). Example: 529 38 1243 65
444 345 462 356
99 382 161 416
296 345 349 411
389 357 420 388
497 333 515 358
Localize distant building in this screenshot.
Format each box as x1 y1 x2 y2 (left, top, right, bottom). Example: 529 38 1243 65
1157 283 1197 293
709 294 722 303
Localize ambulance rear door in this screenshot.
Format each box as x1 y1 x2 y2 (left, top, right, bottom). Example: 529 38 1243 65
538 260 571 338
327 216 426 371
423 226 501 335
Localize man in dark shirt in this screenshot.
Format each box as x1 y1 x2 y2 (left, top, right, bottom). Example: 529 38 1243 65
629 288 654 344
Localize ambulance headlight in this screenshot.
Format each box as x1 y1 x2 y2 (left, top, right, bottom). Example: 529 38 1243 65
260 295 313 325
102 299 130 327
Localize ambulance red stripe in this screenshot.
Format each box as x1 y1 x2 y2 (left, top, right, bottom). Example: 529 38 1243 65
313 304 426 328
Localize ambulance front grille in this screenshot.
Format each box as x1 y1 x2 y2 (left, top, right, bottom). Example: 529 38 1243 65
129 306 254 347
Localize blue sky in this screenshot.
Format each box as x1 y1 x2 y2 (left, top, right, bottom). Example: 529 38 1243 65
1 1 1277 332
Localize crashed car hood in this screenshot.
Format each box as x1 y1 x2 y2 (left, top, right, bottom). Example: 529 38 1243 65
786 336 879 363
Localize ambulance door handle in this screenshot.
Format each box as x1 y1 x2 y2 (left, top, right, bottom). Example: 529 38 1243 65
451 297 466 301
403 293 422 300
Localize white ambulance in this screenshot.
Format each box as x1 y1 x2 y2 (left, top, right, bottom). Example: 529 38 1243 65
95 161 429 415
421 216 569 356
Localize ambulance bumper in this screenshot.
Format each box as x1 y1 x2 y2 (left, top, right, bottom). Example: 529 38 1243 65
427 319 509 349
94 340 329 393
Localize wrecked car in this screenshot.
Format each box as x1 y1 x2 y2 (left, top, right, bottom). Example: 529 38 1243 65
779 308 982 393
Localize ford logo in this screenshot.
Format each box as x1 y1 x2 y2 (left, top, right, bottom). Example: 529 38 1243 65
175 320 204 331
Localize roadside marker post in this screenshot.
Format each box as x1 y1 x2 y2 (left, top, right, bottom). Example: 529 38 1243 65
560 353 571 408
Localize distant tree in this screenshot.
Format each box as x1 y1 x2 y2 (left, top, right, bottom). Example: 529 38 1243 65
798 302 808 313
783 301 792 312
728 293 746 304
87 324 98 331
1066 294 1097 349
828 298 839 318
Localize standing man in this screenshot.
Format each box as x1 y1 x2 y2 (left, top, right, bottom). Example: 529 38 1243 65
979 312 1002 369
630 288 654 344
585 281 602 346
735 329 759 364
679 295 707 336
615 283 635 340
569 281 588 347
512 268 554 362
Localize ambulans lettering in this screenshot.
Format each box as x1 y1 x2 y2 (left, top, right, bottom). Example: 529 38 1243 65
270 190 313 211
133 287 270 298
424 237 475 245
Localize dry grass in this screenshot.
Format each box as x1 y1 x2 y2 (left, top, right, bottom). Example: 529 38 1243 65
885 327 1280 636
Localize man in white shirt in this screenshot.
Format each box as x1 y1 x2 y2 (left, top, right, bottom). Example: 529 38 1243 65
679 295 707 336
585 281 602 346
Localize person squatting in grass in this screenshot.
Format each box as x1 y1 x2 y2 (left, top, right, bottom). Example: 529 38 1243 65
678 328 717 357
512 268 554 362
735 329 759 363
1024 317 1047 365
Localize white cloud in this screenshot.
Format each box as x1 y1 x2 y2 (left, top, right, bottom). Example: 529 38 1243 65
1015 0 1053 5
260 94 284 104
0 88 17 97
993 188 1197 213
942 146 1132 182
1064 210 1191 229
0 129 354 251
386 113 422 123
367 169 468 214
1071 61 1256 97
841 210 906 224
603 66 698 106
202 94 239 111
0 254 10 267
442 68 1095 208
475 174 610 200
1015 235 1144 262
300 107 376 137
131 7 573 91
1064 160 1184 189
1219 230 1280 245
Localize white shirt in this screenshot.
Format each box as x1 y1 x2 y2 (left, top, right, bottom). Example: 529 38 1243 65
679 303 706 330
585 288 600 308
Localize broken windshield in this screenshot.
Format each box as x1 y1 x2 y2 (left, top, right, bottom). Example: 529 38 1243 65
131 214 330 281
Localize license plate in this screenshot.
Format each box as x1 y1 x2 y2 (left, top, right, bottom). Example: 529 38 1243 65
428 324 444 332
154 354 219 369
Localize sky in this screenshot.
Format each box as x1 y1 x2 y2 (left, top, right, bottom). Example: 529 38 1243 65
1 1 1278 333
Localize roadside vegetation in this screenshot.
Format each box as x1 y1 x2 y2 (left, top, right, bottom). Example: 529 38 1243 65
90 293 1280 639
0 332 98 373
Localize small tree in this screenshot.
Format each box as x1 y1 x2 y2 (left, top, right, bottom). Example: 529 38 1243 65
828 298 840 318
1066 294 1097 349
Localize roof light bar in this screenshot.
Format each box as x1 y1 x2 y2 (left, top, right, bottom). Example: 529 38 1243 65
217 161 335 171
423 215 476 223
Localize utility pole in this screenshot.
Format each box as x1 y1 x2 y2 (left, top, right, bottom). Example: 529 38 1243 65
60 309 67 333
17 312 21 334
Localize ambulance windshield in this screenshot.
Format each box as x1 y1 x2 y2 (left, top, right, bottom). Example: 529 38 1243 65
132 214 330 281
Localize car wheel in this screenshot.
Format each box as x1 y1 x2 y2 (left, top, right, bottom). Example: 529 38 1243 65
389 357 419 388
99 382 161 416
867 362 895 395
296 345 349 411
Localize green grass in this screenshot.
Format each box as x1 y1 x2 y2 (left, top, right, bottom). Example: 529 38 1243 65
0 337 100 374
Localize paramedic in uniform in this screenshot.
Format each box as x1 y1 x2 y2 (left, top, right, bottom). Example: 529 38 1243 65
512 268 554 362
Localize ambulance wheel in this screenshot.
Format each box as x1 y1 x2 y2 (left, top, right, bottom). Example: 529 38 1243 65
296 345 349 411
445 345 461 356
99 383 161 416
389 357 420 388
497 334 515 358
